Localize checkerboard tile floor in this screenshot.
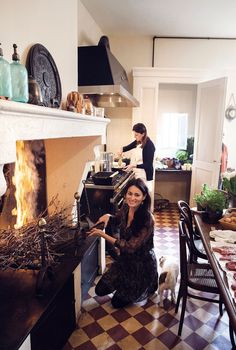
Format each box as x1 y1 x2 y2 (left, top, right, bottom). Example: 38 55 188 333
64 204 232 350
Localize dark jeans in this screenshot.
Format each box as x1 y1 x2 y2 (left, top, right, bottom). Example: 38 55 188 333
95 279 130 308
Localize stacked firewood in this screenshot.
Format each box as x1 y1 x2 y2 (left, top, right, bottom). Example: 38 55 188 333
0 202 78 270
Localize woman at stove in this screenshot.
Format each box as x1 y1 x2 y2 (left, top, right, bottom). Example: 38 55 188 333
88 178 158 308
118 123 155 192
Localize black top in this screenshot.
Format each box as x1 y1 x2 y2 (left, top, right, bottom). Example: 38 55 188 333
99 204 158 302
122 137 155 180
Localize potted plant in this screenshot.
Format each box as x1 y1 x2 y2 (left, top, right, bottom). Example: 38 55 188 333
175 150 188 164
222 171 236 208
194 184 227 224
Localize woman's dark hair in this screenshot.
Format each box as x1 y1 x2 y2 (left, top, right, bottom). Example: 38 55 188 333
132 123 148 148
124 178 152 234
125 178 151 210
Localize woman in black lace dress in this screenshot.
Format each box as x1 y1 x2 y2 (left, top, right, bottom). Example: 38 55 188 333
88 178 158 308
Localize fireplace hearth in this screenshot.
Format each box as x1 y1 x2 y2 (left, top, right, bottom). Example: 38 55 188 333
0 235 98 350
0 194 87 296
0 217 99 350
0 99 109 349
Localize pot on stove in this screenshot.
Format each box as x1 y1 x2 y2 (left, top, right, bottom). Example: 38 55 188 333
99 152 113 172
92 171 119 185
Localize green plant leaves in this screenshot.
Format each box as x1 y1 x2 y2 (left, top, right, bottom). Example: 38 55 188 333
175 150 188 161
222 176 236 196
194 184 227 212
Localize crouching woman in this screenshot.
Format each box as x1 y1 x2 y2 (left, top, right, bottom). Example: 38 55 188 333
88 178 158 308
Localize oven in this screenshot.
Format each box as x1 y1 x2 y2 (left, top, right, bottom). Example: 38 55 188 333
80 170 135 223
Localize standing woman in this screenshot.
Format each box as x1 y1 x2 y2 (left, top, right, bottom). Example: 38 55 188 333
88 178 158 308
118 123 155 192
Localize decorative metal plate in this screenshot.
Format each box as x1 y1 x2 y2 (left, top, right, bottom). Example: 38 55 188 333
26 43 62 108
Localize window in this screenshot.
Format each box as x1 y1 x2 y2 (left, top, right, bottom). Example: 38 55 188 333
158 113 188 158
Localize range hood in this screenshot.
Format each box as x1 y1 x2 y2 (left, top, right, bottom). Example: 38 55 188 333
78 36 139 108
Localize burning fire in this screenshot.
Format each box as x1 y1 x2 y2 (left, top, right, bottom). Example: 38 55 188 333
12 141 40 228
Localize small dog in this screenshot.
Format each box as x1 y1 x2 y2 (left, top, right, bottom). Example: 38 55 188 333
158 256 179 308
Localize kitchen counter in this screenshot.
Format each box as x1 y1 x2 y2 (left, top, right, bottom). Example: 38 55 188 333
155 168 192 203
156 168 192 173
0 234 98 350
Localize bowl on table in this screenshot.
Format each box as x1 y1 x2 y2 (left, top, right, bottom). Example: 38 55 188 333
219 209 236 231
114 158 130 166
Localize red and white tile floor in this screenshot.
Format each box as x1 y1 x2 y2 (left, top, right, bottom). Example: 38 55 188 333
64 204 232 350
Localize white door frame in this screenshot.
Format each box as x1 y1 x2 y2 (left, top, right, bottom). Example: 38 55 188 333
132 67 230 149
190 77 227 205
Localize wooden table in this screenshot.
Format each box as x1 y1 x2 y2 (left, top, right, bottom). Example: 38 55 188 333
194 214 236 334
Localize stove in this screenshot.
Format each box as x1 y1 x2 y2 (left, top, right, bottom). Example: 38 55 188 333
84 170 132 189
80 170 135 222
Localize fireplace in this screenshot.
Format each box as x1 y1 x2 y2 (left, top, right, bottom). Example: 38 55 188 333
0 99 109 211
0 99 109 349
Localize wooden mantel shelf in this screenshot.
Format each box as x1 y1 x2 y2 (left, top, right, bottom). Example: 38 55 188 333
0 100 110 164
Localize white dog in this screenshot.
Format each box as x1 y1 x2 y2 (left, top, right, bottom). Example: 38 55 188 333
158 256 179 308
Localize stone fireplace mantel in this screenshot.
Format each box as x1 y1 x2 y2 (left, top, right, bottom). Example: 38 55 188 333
0 99 110 196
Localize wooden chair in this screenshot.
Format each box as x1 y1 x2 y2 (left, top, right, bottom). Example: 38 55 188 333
178 200 207 263
175 219 223 336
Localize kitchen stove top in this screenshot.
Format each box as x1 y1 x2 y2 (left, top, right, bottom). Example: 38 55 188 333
81 170 135 222
84 170 134 190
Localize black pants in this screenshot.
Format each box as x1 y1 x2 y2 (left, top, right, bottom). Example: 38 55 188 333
95 279 130 308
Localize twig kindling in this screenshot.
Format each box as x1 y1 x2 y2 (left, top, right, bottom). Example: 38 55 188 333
0 199 78 270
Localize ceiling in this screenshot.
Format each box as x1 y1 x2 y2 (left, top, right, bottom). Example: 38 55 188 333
81 0 236 38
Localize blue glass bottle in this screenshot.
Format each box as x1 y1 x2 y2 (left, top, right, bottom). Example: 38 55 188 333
0 43 12 99
10 44 29 102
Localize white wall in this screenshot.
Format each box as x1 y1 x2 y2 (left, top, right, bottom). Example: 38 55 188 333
158 83 197 136
0 0 78 102
154 39 236 69
152 39 236 169
5 2 234 168
157 83 197 157
109 36 236 169
105 107 133 155
78 1 103 45
105 35 153 154
0 0 106 210
0 0 104 103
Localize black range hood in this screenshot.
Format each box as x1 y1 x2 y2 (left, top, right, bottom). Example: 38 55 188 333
78 36 139 108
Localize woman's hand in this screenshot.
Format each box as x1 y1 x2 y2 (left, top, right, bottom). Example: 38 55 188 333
87 228 104 238
96 214 111 228
87 226 117 246
124 164 135 172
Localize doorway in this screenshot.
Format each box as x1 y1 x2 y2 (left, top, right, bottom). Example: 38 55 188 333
155 83 197 203
132 68 227 205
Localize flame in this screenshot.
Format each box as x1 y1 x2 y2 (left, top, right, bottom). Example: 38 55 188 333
12 141 40 228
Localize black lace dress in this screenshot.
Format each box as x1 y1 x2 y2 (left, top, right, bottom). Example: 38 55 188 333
96 204 158 304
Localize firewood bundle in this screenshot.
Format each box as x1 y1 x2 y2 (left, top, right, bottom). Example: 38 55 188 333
0 201 77 270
